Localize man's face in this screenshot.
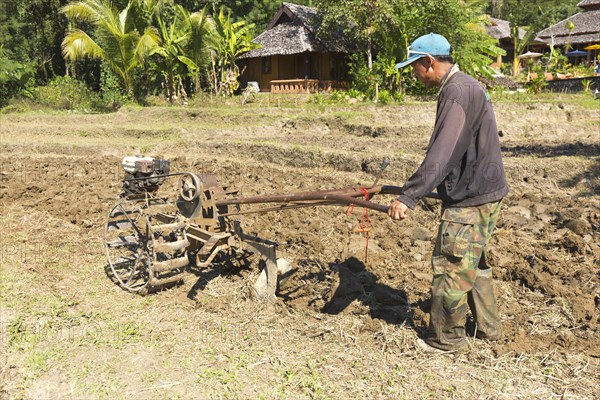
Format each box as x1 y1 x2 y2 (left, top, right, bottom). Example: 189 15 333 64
412 56 434 88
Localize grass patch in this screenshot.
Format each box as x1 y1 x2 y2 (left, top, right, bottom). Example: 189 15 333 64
574 96 600 110
24 346 65 379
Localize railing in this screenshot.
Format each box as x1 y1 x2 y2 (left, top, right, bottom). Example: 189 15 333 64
270 79 348 94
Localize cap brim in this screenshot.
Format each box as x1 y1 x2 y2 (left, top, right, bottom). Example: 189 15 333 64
395 54 425 69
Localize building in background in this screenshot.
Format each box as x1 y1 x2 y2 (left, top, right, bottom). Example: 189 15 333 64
485 17 528 67
238 2 350 93
536 0 600 63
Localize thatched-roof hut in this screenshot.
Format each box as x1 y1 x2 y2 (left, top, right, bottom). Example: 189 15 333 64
536 0 600 47
238 2 350 93
484 17 528 65
486 17 526 42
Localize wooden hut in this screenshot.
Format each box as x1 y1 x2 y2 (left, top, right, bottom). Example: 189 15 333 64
238 2 349 93
535 0 600 60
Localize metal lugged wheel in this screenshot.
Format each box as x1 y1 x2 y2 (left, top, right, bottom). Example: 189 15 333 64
104 197 189 294
104 199 151 293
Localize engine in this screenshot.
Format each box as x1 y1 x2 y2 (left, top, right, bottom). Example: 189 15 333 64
121 156 170 194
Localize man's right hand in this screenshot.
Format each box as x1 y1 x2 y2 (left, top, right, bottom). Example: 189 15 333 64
388 200 408 220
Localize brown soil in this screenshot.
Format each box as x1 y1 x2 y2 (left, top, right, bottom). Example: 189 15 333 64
1 98 598 398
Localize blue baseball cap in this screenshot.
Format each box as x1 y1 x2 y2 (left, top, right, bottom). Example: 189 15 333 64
395 33 452 69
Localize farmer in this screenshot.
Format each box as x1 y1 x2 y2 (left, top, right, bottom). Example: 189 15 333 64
389 33 509 353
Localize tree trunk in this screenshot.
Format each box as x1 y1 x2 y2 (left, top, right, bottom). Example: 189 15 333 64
194 73 200 95
167 71 175 103
513 57 520 77
367 38 373 72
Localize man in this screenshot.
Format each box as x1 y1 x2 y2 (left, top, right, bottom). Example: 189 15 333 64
389 33 509 353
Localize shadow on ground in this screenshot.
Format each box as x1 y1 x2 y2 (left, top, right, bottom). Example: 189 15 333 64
315 257 429 330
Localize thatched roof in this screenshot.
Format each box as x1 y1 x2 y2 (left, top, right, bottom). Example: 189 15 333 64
536 1 600 45
486 17 526 40
269 2 318 31
238 2 347 59
577 0 600 9
238 23 327 58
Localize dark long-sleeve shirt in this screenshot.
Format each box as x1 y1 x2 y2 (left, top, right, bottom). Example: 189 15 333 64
398 69 509 208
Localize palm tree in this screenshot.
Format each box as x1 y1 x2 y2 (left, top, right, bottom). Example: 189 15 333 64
61 0 160 96
188 7 215 95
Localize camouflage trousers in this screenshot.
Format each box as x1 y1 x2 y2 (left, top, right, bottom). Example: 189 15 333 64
425 200 503 351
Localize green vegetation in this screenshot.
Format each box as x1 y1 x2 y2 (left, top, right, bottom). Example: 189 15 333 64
0 46 35 107
60 0 161 97
487 0 579 33
209 7 259 96
0 0 587 109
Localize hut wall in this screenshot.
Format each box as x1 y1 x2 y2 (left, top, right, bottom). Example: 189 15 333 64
239 57 277 92
269 56 279 86
320 53 332 80
238 52 348 92
279 55 297 79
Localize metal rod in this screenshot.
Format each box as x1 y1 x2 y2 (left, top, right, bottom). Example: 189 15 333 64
215 185 384 207
372 159 389 186
220 200 343 216
215 184 441 215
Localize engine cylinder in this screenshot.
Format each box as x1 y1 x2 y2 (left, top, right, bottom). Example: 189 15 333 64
121 156 170 194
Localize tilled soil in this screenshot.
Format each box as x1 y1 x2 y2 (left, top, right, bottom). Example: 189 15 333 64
1 98 598 398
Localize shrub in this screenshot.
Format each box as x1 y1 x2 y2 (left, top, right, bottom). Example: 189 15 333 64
32 76 99 111
328 90 348 104
99 63 127 111
378 89 391 104
308 92 325 105
347 88 363 99
526 76 547 94
392 91 406 102
0 47 35 108
29 75 126 112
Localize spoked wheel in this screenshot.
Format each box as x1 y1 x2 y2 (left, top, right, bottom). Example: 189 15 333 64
104 197 189 295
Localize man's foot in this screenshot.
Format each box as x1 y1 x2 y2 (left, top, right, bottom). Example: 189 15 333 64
416 338 463 354
475 331 502 341
475 325 503 341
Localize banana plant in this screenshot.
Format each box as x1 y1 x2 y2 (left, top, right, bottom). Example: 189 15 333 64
152 5 193 102
61 0 160 96
151 5 215 101
209 7 259 96
512 24 536 77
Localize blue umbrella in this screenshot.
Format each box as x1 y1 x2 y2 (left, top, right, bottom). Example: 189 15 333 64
565 49 588 57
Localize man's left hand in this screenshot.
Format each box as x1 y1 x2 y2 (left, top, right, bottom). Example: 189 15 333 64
388 200 408 220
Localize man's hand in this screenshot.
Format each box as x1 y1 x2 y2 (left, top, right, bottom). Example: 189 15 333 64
388 200 408 220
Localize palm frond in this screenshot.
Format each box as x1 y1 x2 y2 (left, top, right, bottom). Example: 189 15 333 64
135 27 160 65
61 29 104 61
60 1 100 23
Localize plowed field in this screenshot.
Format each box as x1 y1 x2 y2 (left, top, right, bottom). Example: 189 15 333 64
1 96 599 399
